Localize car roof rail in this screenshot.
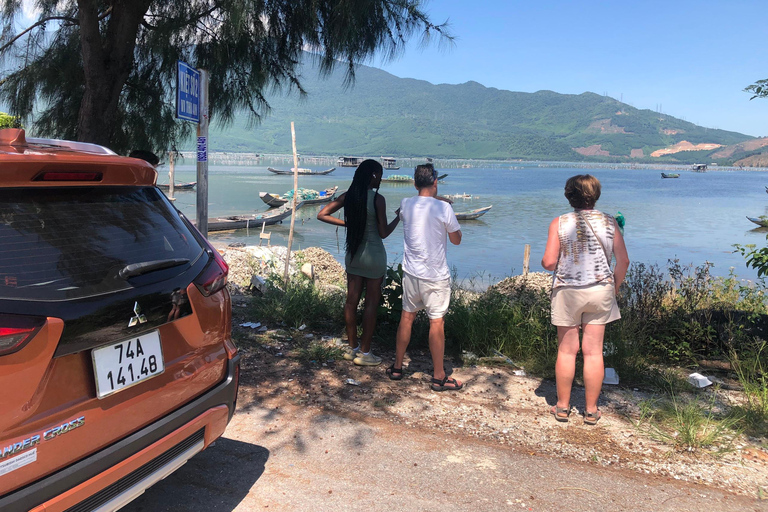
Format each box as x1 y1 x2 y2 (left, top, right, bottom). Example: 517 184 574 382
26 137 117 156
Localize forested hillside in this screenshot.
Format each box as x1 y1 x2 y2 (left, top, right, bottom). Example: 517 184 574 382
202 60 751 163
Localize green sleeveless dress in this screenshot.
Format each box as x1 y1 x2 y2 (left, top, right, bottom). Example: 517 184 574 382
345 190 387 279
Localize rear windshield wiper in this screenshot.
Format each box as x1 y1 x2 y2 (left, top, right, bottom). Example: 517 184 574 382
119 258 190 279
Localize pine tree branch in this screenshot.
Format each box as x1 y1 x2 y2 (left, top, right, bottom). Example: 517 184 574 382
142 2 224 32
0 15 80 54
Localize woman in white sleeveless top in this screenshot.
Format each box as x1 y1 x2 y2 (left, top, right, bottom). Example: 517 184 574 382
541 175 629 425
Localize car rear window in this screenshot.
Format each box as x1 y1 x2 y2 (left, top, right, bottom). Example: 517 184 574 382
0 186 204 301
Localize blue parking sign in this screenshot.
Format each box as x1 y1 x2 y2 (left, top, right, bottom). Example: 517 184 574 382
177 61 200 122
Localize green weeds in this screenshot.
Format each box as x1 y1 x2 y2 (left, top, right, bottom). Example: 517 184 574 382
635 391 741 454
730 343 768 436
248 280 345 331
248 259 768 430
296 339 344 364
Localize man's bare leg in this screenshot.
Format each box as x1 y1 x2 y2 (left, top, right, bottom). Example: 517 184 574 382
394 310 417 370
429 317 461 387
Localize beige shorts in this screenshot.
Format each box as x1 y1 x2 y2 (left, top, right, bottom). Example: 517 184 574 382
402 273 451 319
550 283 620 326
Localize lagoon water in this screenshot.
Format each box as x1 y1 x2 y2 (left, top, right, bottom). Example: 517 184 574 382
164 163 768 285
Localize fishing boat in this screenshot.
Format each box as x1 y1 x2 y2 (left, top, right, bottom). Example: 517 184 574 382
157 181 196 190
204 202 304 232
661 172 680 178
259 192 288 208
747 216 768 228
381 173 448 183
455 205 492 221
259 186 338 208
381 174 413 183
267 167 335 175
381 157 399 170
337 156 364 167
691 163 707 172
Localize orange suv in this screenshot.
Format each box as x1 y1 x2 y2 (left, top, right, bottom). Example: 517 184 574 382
0 129 240 511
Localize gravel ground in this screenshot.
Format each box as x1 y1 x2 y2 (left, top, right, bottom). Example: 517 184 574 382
218 245 345 293
490 272 552 296
230 305 768 500
297 247 347 287
220 247 257 294
222 244 768 499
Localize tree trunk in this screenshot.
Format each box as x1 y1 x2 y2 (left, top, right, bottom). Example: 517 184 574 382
76 1 150 148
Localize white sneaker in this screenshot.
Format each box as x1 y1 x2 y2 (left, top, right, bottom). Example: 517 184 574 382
342 345 360 361
353 352 382 366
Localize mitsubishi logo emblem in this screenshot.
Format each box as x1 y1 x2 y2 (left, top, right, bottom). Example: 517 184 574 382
128 302 148 327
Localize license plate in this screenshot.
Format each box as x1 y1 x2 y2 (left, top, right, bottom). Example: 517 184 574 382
92 331 164 399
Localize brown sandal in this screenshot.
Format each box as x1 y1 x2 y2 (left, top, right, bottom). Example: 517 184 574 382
584 410 602 425
550 405 571 422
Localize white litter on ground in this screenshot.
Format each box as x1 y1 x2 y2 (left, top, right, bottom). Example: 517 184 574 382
687 372 713 388
603 368 619 385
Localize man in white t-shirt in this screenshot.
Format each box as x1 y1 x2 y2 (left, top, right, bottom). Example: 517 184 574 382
385 164 463 391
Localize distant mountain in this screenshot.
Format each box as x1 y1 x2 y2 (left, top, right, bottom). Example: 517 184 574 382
203 61 753 163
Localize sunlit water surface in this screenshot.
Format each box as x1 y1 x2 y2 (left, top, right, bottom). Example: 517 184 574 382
164 164 768 286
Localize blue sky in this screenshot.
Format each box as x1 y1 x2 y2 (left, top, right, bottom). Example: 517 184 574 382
373 0 768 137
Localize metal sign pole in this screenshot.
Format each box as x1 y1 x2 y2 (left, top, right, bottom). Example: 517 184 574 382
196 69 209 237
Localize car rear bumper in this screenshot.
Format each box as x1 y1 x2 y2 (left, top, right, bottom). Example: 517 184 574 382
0 354 240 512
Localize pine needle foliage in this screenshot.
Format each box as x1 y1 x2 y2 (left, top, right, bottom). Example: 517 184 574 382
0 0 450 154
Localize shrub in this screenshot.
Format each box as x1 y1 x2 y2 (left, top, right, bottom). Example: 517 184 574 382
247 280 344 331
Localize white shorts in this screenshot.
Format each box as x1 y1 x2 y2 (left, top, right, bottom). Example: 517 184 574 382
550 283 621 327
402 273 451 319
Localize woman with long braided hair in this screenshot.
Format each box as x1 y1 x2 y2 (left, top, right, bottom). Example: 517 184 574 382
318 159 400 365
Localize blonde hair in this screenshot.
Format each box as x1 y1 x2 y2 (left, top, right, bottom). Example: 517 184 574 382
564 174 601 209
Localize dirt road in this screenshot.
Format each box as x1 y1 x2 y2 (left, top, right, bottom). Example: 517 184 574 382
122 389 765 512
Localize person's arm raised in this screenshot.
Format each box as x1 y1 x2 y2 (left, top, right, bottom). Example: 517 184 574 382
316 193 346 227
444 202 462 245
541 217 560 271
375 193 400 239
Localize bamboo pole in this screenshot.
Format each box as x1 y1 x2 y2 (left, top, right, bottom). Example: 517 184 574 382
168 151 175 200
523 244 531 276
284 122 300 286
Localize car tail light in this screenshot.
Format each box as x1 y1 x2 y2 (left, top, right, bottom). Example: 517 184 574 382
223 338 238 359
194 248 229 297
0 315 45 356
33 171 103 181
